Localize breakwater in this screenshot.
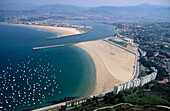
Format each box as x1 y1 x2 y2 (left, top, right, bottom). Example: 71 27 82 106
32 44 73 50
45 33 83 40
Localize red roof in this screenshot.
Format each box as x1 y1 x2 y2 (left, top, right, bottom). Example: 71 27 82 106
159 78 169 84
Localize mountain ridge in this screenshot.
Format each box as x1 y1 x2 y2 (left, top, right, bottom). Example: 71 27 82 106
0 2 169 20
0 2 169 11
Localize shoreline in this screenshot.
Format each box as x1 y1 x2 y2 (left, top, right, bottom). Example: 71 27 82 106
75 40 136 94
15 24 83 37
0 23 137 111
1 23 83 38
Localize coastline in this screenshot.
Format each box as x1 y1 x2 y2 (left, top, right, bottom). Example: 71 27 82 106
2 23 83 38
0 23 137 111
75 40 136 94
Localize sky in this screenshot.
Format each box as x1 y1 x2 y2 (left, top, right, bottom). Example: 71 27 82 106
1 0 170 7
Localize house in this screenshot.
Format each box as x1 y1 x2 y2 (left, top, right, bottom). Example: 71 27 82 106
159 78 169 84
154 52 159 57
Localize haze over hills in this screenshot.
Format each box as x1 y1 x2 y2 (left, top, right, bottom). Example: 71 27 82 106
0 2 169 20
0 1 38 10
30 4 85 15
86 3 170 18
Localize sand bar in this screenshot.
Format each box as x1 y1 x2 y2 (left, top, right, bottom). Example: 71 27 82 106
14 24 82 37
75 40 136 94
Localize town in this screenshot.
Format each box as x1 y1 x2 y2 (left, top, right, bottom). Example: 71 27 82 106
103 22 170 83
0 1 170 111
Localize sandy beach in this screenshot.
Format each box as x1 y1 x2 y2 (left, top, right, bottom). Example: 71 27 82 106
15 24 82 37
75 40 136 94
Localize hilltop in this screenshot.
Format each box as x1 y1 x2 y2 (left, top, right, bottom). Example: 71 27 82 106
0 3 169 21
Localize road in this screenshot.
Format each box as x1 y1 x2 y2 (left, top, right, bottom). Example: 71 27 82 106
94 103 135 111
32 102 66 111
94 103 170 111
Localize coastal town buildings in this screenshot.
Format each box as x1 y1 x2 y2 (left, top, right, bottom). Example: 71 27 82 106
66 97 90 107
113 68 158 94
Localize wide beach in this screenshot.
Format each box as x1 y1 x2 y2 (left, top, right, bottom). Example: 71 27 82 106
75 40 136 94
13 24 136 95
14 24 82 37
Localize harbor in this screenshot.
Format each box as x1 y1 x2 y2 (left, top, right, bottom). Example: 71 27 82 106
0 56 62 110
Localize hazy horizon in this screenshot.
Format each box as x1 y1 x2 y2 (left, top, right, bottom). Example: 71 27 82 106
0 0 170 7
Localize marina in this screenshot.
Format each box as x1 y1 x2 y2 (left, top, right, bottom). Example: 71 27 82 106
0 23 98 111
0 20 114 110
0 56 62 110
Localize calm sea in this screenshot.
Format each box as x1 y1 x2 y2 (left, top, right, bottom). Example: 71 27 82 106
0 20 115 110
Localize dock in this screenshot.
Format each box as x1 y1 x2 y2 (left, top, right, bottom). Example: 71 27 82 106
32 43 73 50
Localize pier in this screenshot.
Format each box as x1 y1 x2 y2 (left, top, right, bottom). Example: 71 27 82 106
32 43 73 50
45 34 82 40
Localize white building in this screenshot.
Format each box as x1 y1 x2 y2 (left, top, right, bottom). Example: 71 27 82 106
113 68 157 94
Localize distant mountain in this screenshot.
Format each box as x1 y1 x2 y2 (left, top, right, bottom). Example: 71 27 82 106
0 3 169 20
31 4 85 15
136 3 161 8
0 1 38 10
85 3 170 18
